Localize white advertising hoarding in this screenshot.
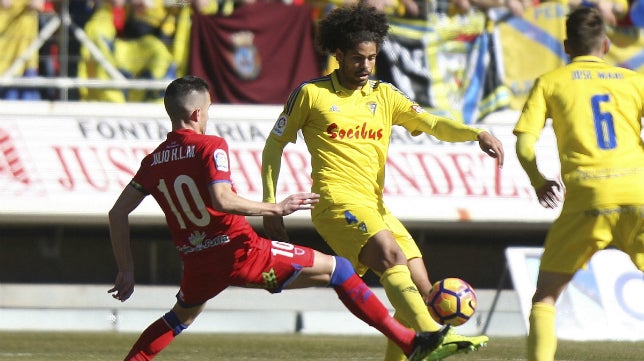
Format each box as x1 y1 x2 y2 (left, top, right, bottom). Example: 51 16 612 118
0 101 561 225
506 247 644 340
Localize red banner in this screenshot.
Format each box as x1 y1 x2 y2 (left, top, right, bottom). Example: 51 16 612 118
190 3 321 104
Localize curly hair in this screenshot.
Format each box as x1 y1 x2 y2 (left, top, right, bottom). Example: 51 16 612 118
316 4 390 54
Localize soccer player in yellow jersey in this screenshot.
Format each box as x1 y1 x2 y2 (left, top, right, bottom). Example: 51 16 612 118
261 4 503 361
513 7 644 361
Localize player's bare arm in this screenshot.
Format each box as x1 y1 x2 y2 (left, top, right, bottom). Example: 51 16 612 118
210 182 319 216
107 185 147 302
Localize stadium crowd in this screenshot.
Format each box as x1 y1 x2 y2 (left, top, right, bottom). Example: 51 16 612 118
1 0 643 119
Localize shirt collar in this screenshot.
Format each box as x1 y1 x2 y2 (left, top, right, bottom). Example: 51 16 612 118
330 70 374 96
571 55 605 64
172 128 198 136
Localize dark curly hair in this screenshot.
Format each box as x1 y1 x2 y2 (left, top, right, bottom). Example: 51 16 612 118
316 4 390 54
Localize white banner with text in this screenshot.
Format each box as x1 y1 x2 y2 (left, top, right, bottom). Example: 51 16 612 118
0 102 561 225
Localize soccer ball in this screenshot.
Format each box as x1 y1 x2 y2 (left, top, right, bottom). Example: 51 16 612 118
426 277 477 326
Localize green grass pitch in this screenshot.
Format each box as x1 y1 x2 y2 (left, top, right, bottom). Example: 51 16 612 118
0 332 643 360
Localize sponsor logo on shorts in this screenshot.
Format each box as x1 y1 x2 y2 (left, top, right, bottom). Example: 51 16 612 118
344 210 358 224
262 268 279 289
344 210 368 232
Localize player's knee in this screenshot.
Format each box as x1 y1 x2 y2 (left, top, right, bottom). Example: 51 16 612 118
162 310 188 335
329 256 355 287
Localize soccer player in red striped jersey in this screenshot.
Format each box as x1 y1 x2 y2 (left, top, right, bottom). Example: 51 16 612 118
107 75 450 361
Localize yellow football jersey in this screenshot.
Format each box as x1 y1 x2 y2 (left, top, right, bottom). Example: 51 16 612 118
514 55 644 212
264 70 481 212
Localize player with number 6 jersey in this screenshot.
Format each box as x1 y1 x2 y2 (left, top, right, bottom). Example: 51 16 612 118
514 37 644 214
107 75 450 361
513 7 644 361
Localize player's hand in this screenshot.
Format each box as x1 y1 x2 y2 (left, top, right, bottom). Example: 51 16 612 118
477 131 504 168
108 270 135 302
535 179 562 209
263 215 289 241
279 192 320 215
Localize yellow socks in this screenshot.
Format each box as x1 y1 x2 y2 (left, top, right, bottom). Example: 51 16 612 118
380 264 439 331
528 302 557 361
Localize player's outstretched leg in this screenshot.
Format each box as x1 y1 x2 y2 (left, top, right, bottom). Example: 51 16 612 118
329 256 449 359
123 310 188 360
406 325 451 361
422 328 489 361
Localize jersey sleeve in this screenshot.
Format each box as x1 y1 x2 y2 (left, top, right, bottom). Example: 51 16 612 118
129 179 149 195
514 77 548 138
268 83 312 144
207 137 233 184
262 84 312 203
261 136 286 203
131 155 153 194
515 132 545 188
389 85 482 141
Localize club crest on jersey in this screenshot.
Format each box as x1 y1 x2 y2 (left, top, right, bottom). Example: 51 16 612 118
411 104 426 114
213 148 229 172
271 115 287 136
367 102 377 114
230 31 260 80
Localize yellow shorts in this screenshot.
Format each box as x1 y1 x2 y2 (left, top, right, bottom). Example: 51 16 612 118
312 204 422 276
540 205 644 274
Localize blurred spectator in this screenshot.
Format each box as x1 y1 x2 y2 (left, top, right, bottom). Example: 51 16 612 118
630 0 644 25
362 0 422 17
447 0 534 17
77 0 180 102
303 0 421 19
37 0 60 100
0 0 45 100
31 0 97 100
564 0 629 26
306 0 424 75
192 0 258 15
77 0 251 103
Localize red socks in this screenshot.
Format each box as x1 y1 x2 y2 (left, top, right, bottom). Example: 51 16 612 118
334 272 416 354
123 318 175 361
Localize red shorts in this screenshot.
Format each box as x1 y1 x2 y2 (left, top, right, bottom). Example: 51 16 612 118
177 236 315 307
